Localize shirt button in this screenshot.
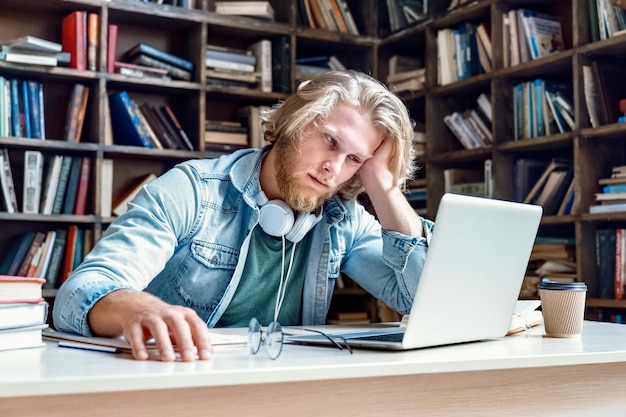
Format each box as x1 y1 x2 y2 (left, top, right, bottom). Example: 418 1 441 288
211 255 218 264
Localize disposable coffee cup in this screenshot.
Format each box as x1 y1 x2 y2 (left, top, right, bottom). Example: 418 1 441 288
539 279 587 338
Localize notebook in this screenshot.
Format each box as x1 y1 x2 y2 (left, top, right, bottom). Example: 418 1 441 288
287 193 543 350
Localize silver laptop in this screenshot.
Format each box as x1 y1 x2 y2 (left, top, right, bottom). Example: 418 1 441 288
287 193 543 350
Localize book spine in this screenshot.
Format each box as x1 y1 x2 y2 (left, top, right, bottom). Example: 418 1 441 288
617 228 626 300
162 104 194 150
248 39 272 93
73 157 91 215
27 81 42 139
131 54 192 81
131 43 194 72
40 155 64 215
62 10 87 70
107 24 118 73
0 148 18 213
22 150 43 214
21 81 31 138
17 232 45 277
9 79 21 137
87 13 99 71
108 91 153 148
43 229 68 289
62 156 82 215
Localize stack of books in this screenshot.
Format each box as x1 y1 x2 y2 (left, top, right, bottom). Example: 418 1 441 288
590 165 626 214
443 93 493 150
0 35 68 67
205 41 262 91
122 43 194 81
386 55 425 93
297 0 359 35
436 22 485 86
0 275 48 352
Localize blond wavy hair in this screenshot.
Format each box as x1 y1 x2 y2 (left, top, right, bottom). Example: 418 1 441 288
263 70 416 200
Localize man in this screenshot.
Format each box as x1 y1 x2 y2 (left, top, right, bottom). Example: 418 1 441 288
53 70 434 362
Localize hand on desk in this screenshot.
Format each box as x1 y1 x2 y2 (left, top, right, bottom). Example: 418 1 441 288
87 289 213 362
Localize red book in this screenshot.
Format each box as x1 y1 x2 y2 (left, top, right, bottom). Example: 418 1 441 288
59 225 78 284
107 24 118 73
0 275 45 304
73 157 91 215
62 10 87 70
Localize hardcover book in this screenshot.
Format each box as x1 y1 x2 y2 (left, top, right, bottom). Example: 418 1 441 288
0 275 45 303
108 91 153 148
125 43 194 72
62 10 87 70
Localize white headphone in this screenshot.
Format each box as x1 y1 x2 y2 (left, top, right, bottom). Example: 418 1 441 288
256 190 322 243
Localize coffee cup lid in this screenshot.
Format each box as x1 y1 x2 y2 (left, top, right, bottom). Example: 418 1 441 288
539 278 587 291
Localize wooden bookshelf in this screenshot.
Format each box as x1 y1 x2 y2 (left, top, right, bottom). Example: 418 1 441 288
376 0 626 322
3 0 626 324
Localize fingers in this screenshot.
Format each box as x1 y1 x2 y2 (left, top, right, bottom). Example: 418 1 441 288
124 305 213 362
165 309 213 362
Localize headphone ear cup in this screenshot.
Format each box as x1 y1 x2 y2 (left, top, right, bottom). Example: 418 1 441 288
285 211 323 243
258 199 295 237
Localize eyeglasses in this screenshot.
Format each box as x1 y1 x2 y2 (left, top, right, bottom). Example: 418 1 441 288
248 318 284 360
248 317 353 360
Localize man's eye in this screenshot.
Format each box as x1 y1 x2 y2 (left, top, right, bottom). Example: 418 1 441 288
325 135 337 146
348 155 361 164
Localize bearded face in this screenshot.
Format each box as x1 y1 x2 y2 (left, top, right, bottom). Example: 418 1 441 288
273 137 339 212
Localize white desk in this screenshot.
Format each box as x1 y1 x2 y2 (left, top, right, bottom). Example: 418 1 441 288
2 321 626 417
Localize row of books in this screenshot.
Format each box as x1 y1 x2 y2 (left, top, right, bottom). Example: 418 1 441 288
582 57 626 128
502 9 565 68
590 165 626 214
0 226 87 291
118 42 194 82
0 78 90 143
515 158 574 216
589 0 626 41
443 93 493 150
0 275 48 352
596 228 626 300
436 22 490 86
108 91 193 151
383 0 429 33
0 149 91 216
512 79 574 140
297 0 359 35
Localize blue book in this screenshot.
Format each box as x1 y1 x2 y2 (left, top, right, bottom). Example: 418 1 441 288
534 79 546 137
603 184 626 193
9 79 20 137
108 91 153 148
27 80 42 139
125 43 194 72
0 232 36 276
21 81 31 138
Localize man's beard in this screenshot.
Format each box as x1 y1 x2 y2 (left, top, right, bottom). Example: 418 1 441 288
274 140 337 212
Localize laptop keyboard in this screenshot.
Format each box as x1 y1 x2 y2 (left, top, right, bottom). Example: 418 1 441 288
351 332 404 342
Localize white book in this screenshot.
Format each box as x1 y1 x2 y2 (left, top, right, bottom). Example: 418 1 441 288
248 39 272 93
40 155 64 215
2 35 62 52
22 150 44 214
0 51 57 66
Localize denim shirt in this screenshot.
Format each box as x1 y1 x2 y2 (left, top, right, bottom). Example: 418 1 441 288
53 148 434 336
